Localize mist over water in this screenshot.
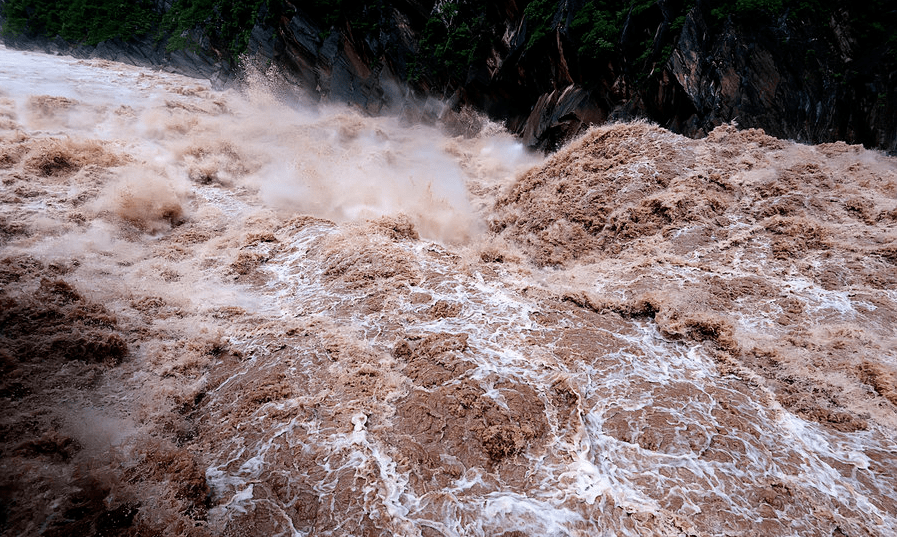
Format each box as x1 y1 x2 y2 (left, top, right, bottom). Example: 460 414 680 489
1 46 896 537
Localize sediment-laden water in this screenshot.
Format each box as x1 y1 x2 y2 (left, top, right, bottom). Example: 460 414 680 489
1 46 895 537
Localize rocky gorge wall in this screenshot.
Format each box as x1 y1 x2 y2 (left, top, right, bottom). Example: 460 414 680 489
1 0 895 153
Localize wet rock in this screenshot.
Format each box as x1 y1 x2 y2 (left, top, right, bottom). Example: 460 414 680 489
3 1 894 152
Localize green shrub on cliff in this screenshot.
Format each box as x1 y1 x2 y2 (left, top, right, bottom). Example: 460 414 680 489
570 1 623 60
413 1 490 85
523 0 560 50
161 0 277 57
3 0 892 91
1 0 158 45
0 0 281 58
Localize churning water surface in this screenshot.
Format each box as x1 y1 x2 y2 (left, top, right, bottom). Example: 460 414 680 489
1 46 896 537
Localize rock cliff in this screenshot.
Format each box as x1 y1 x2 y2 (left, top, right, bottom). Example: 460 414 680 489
2 0 894 153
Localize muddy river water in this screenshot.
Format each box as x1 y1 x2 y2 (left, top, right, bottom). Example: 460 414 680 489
1 46 896 536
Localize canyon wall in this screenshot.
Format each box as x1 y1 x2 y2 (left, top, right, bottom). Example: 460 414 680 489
2 0 894 153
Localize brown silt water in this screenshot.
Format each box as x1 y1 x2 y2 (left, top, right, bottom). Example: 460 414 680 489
1 46 896 537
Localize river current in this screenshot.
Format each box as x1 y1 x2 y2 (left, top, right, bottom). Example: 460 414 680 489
1 46 896 537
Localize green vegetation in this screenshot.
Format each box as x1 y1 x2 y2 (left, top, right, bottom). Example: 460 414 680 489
412 1 491 84
570 1 620 60
0 0 281 58
521 0 692 80
1 0 159 45
523 0 559 50
567 0 693 81
1 0 893 86
161 0 273 56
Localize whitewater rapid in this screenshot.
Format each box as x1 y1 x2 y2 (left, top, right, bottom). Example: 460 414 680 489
1 46 896 537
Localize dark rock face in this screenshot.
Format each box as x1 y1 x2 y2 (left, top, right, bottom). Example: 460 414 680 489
450 1 896 153
656 6 897 153
3 1 894 153
272 13 403 114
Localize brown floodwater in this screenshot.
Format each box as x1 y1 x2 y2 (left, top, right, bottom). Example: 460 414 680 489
1 46 896 537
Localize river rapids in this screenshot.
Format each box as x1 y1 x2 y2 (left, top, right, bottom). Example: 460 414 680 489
1 46 896 537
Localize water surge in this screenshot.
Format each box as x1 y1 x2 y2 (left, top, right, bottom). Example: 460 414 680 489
1 46 896 537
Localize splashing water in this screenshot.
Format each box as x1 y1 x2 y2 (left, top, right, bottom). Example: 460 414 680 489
1 45 896 537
